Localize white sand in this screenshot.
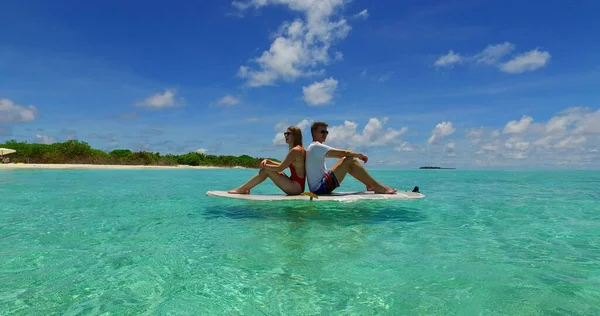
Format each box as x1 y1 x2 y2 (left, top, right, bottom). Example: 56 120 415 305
0 163 248 170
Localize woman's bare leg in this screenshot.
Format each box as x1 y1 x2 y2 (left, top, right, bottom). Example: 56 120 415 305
228 169 302 195
266 170 303 195
227 170 268 194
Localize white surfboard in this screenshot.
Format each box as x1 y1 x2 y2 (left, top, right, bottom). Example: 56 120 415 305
205 190 425 202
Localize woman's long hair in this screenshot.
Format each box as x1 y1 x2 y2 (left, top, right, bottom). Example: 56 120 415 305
287 126 303 149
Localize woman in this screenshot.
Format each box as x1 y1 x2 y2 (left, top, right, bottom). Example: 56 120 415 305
227 126 306 195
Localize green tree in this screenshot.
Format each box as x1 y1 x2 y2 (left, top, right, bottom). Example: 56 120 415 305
0 140 268 168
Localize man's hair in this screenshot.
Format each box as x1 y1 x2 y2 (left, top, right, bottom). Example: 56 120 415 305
311 122 328 134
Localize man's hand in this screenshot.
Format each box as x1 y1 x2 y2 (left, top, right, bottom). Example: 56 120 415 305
260 159 268 169
358 153 368 163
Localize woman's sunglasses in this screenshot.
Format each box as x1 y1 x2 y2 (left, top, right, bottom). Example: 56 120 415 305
283 132 291 136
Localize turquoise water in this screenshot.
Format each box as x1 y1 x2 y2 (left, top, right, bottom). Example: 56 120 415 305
1 169 599 315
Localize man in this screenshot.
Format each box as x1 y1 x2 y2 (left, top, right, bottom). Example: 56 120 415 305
305 121 398 195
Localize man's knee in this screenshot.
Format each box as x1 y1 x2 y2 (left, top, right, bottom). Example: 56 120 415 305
340 156 358 164
341 156 360 170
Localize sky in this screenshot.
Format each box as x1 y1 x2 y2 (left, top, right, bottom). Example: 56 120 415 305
1 0 599 169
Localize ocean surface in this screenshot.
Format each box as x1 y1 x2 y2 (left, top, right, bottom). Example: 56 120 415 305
1 168 599 315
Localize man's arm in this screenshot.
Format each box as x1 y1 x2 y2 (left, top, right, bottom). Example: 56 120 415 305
325 148 368 162
325 148 357 158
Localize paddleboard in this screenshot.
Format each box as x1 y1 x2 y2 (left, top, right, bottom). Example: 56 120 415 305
205 190 425 202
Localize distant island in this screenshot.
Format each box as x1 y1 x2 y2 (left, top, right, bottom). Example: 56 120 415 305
419 166 456 169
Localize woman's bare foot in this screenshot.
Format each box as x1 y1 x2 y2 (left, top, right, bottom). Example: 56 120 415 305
227 188 250 194
373 185 397 194
366 185 374 191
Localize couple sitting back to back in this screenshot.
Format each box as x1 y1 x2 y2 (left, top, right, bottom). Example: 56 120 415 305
227 121 397 195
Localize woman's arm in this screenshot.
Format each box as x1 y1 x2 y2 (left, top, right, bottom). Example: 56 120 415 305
260 159 279 169
263 148 299 172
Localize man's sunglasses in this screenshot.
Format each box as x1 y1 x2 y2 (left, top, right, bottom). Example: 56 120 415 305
320 130 329 135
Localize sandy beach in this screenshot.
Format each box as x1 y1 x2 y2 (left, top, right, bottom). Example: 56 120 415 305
0 163 248 170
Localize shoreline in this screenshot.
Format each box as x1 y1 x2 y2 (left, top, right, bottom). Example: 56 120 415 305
0 163 249 170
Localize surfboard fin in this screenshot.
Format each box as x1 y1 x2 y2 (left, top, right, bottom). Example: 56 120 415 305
302 192 319 200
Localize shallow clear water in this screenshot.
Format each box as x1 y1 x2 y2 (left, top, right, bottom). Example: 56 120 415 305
1 169 599 315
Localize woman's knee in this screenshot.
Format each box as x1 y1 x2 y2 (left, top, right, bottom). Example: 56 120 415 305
259 169 278 177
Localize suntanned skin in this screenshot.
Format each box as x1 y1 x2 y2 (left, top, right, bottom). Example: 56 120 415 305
312 125 397 194
227 128 305 195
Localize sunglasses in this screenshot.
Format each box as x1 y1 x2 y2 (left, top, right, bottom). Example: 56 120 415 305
320 130 329 135
283 132 291 136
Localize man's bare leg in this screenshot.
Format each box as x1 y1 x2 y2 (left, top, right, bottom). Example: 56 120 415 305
347 160 397 194
331 157 397 194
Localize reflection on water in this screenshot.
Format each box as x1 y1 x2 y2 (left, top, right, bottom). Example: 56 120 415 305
202 200 426 224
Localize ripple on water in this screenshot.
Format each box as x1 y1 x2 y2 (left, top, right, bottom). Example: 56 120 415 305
1 169 599 314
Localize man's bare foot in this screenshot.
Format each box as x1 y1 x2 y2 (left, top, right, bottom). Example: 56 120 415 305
227 188 250 194
373 185 397 194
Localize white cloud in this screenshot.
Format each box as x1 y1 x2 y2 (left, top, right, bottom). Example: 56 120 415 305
574 108 600 134
325 118 408 149
231 0 254 11
135 89 181 109
469 107 600 167
545 115 573 135
34 134 55 144
433 50 462 68
217 95 241 106
435 42 551 74
428 121 455 145
466 127 486 144
555 136 587 149
354 9 369 20
395 141 415 152
234 0 351 87
503 152 527 160
478 143 500 154
302 77 338 105
504 136 530 151
474 42 515 65
196 148 207 154
533 136 553 148
500 49 551 74
0 98 39 123
503 115 533 134
272 119 312 145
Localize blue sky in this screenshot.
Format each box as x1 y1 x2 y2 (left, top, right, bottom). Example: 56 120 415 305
1 0 599 169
